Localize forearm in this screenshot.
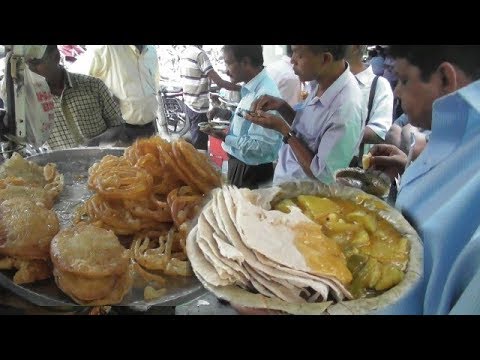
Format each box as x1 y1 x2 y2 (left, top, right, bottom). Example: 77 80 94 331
209 71 241 92
278 102 296 125
385 125 402 149
285 135 315 178
362 127 384 144
86 124 125 146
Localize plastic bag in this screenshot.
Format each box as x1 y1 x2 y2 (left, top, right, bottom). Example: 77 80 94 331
23 68 55 147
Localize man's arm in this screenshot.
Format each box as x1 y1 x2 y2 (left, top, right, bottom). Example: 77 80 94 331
242 111 314 179
98 79 124 128
385 123 403 149
362 77 394 144
363 127 384 144
84 79 126 147
207 70 241 92
251 95 296 125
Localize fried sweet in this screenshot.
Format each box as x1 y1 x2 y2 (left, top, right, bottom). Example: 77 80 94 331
50 223 130 278
0 178 55 209
0 152 64 200
0 198 60 260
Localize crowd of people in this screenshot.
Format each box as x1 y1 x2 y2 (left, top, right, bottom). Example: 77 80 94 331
0 44 479 315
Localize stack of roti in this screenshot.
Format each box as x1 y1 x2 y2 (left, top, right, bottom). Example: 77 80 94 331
187 185 356 311
187 183 423 315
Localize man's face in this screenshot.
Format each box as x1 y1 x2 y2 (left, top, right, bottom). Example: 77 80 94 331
26 50 59 79
290 45 324 82
26 57 48 77
393 58 443 130
223 49 243 84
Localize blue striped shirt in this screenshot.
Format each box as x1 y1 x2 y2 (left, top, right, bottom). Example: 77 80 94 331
379 80 480 314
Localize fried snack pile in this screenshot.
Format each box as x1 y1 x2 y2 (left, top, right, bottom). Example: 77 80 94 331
77 137 222 282
0 198 60 284
0 153 64 209
0 154 64 284
50 224 132 306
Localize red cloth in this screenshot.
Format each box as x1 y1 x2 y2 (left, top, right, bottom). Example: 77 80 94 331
209 136 228 167
58 45 85 60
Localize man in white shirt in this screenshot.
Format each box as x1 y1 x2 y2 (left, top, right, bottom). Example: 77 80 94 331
70 45 160 142
346 45 394 160
266 45 301 108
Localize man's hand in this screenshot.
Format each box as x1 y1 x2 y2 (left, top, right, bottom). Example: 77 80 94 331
370 143 409 180
207 107 232 121
199 126 226 141
251 94 286 113
245 110 290 135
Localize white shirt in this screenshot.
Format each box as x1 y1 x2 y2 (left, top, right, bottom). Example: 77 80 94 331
266 55 301 108
274 64 364 185
354 65 394 149
70 45 160 125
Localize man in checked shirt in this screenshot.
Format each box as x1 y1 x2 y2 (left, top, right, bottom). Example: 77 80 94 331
26 45 127 150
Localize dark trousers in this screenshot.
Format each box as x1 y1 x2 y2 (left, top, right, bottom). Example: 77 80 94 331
185 106 208 151
227 156 274 190
124 122 156 144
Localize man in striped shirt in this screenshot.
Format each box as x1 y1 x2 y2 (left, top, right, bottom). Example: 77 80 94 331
180 46 239 150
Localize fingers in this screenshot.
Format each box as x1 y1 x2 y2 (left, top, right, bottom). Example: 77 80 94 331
370 153 408 174
207 109 216 121
252 95 271 112
370 155 400 169
369 143 402 157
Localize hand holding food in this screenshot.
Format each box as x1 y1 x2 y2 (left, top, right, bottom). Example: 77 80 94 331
369 144 409 180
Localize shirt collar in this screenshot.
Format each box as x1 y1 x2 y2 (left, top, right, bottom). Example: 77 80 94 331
456 79 480 115
129 45 147 55
241 68 267 96
308 62 353 107
355 65 374 86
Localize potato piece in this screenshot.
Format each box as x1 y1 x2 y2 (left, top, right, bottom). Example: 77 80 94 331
325 221 361 234
274 199 299 214
375 264 405 291
347 211 377 233
347 254 369 274
296 196 341 221
362 153 372 170
357 258 382 289
351 230 370 247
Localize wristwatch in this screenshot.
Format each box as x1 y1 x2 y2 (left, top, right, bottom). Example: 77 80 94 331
283 130 295 144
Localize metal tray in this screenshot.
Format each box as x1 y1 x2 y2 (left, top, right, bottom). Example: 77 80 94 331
0 147 205 310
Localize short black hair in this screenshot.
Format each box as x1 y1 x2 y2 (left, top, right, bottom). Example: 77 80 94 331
222 45 264 67
44 45 58 56
390 45 480 81
305 45 348 61
286 45 293 57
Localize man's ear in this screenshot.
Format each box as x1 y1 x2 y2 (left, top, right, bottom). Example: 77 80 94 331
322 52 334 64
437 62 457 94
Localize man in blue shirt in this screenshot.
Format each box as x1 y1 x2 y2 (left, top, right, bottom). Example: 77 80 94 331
203 45 283 189
369 45 480 314
245 45 363 185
